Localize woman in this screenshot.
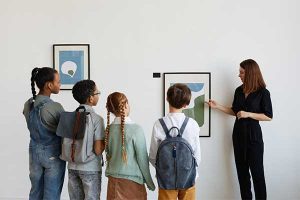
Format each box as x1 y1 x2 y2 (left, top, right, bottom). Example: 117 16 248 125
207 59 273 200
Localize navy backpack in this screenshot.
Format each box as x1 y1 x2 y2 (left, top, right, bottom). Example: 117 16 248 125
156 117 197 190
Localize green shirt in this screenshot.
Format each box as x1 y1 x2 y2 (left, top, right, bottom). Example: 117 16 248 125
105 117 155 191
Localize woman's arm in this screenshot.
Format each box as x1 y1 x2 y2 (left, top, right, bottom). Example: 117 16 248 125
237 111 272 121
206 99 236 116
237 89 273 121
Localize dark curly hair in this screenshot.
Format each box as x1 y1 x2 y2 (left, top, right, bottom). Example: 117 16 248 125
31 67 57 100
72 80 96 104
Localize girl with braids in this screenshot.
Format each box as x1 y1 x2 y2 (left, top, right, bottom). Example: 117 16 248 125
105 92 155 200
23 67 66 200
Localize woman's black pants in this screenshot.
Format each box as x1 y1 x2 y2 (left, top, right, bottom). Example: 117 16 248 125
233 140 267 200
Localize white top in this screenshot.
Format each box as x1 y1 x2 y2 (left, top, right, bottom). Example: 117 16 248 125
149 112 201 178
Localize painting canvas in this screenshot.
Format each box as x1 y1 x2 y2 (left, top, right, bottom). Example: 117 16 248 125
164 73 211 137
53 44 90 90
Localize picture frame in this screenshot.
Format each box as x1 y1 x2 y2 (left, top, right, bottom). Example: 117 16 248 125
163 72 211 137
53 44 90 90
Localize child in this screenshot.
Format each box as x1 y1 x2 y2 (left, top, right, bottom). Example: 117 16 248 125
149 83 201 200
23 67 66 200
105 92 155 200
66 80 105 200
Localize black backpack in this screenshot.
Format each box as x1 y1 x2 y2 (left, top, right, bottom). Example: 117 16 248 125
155 117 197 190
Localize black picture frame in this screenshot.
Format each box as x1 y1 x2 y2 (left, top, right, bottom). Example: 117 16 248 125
53 44 90 90
163 72 211 137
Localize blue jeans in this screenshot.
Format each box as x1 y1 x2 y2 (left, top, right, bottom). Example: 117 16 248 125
29 145 66 200
68 169 102 200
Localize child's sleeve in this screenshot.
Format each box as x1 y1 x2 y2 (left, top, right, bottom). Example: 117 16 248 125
133 126 156 191
42 102 65 132
23 99 32 128
149 122 160 167
192 121 201 166
94 116 105 140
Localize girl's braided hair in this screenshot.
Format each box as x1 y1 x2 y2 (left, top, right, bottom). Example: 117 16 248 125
105 92 128 164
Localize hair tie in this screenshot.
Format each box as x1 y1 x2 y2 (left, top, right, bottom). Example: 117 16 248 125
33 68 39 79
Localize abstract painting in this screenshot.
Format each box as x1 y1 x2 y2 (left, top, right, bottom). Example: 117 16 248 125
164 73 211 137
53 44 90 90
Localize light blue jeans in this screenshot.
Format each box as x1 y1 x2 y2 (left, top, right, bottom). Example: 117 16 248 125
29 145 66 200
68 169 102 200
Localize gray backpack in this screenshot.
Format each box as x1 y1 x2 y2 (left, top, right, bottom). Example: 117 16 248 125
57 106 95 163
156 117 197 190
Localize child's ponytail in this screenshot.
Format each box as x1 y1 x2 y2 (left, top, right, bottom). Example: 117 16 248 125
31 67 39 101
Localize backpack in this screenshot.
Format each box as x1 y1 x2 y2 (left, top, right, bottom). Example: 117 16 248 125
57 106 94 163
156 117 197 190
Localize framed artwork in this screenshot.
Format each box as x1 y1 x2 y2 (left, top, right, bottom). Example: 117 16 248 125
163 72 211 137
53 44 90 90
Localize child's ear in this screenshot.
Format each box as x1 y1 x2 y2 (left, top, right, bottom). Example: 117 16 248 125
46 82 52 90
88 96 93 103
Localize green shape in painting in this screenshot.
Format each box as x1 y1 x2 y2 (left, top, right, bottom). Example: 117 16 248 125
182 94 204 127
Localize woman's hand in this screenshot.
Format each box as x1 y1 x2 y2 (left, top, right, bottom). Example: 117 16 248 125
205 99 218 109
237 111 272 121
237 111 250 119
205 99 236 116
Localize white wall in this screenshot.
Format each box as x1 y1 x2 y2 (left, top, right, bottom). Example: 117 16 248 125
0 0 299 199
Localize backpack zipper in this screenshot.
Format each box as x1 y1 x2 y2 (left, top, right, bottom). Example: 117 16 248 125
173 145 177 188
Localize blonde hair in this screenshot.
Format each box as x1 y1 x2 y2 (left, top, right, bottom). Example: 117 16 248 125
105 92 128 164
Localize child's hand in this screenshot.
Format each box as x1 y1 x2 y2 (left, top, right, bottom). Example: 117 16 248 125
148 185 156 191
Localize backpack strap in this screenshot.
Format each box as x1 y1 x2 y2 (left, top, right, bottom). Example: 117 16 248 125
159 118 171 138
178 117 189 137
71 105 88 162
